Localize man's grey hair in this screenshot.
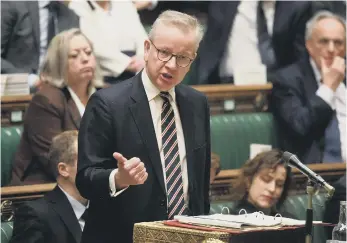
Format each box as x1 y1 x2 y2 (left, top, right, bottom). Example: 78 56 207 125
39 28 103 88
305 10 346 41
148 10 204 51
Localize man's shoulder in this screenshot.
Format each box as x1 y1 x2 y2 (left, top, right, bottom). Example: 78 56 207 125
274 59 308 84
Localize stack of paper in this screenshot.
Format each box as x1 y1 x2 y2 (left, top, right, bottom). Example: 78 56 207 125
174 213 321 229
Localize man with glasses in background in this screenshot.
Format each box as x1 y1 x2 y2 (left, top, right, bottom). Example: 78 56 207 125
271 11 346 164
76 10 211 243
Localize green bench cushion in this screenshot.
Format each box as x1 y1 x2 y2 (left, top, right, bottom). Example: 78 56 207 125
1 221 13 243
210 113 278 169
1 126 23 186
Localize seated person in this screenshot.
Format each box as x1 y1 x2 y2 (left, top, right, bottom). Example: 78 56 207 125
10 28 103 186
10 130 88 243
210 152 221 184
323 174 346 238
271 11 346 164
230 149 292 217
1 1 79 92
68 0 148 84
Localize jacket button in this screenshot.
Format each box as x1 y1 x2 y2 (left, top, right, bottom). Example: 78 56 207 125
160 199 165 206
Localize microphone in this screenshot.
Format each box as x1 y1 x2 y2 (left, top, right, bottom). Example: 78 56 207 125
282 151 335 199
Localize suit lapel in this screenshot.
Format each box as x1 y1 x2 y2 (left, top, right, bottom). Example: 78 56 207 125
62 87 81 129
27 1 40 52
300 58 319 99
175 86 196 191
46 186 82 243
129 74 166 194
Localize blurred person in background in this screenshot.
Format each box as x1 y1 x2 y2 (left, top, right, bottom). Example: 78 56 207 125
1 0 79 92
191 1 319 85
69 0 148 84
271 11 346 164
10 28 103 186
230 150 292 217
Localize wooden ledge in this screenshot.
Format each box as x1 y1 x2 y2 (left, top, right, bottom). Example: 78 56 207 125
1 95 32 103
1 183 56 197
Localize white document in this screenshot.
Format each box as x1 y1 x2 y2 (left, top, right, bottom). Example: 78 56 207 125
250 143 272 159
233 64 267 85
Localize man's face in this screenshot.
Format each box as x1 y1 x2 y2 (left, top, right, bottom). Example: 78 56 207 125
144 24 197 91
306 17 346 70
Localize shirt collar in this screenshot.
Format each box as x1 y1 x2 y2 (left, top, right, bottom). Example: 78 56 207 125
141 68 176 102
58 185 89 220
67 85 96 117
309 57 321 85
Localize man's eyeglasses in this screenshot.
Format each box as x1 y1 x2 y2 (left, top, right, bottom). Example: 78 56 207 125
150 40 193 68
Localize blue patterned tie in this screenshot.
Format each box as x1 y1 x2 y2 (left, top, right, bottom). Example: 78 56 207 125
160 92 186 219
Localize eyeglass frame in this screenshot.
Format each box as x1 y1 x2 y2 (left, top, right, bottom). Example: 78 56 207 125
149 40 194 68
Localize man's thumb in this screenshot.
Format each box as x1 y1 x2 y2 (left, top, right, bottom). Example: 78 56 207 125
113 152 127 167
321 57 327 72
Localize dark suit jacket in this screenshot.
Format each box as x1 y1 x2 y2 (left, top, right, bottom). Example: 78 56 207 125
10 186 82 243
312 1 346 19
191 1 316 84
323 175 346 237
10 84 81 186
1 1 79 74
270 57 340 164
76 72 211 243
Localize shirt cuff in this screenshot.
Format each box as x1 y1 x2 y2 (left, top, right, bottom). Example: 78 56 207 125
109 169 128 197
148 0 158 10
27 74 39 87
316 84 335 110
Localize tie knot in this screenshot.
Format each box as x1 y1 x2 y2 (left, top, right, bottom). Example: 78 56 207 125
159 92 171 102
81 208 89 222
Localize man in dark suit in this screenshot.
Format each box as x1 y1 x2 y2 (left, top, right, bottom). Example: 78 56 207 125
190 1 318 85
77 10 211 243
323 174 346 238
1 1 79 89
10 131 88 243
271 11 346 164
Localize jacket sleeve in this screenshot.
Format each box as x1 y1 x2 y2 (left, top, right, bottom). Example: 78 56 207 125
76 92 116 200
10 203 47 243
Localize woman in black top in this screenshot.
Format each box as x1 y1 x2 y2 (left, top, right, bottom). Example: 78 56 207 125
230 149 293 218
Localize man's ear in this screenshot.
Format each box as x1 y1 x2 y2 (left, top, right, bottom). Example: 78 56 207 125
144 39 151 62
57 162 69 178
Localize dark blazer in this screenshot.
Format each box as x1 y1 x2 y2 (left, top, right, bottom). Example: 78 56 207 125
76 72 211 243
323 175 346 237
10 186 82 243
1 1 79 74
191 1 316 84
10 84 81 186
270 57 340 164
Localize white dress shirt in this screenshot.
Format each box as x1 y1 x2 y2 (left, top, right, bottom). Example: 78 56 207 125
67 86 96 117
69 0 148 77
311 59 346 162
219 0 275 78
59 186 89 231
109 69 189 208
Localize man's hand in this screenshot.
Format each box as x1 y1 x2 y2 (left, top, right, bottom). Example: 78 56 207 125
126 56 145 73
113 152 148 189
321 56 345 92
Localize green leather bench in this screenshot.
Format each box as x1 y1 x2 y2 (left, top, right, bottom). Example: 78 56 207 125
1 126 23 186
1 222 13 243
210 112 279 169
210 193 330 243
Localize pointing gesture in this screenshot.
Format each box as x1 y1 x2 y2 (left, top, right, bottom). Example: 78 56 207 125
113 152 148 189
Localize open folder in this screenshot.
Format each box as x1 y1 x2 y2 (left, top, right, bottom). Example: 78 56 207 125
174 212 322 229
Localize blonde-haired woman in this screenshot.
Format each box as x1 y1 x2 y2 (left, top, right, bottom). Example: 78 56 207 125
11 28 103 186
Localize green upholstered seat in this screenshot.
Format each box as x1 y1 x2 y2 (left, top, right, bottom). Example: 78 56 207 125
210 113 278 170
1 126 23 186
1 221 13 243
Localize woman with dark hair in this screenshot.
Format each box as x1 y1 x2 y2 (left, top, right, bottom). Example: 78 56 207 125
230 149 293 217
